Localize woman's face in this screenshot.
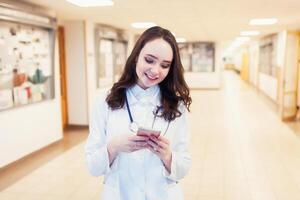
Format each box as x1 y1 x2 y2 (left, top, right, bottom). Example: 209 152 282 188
135 38 173 89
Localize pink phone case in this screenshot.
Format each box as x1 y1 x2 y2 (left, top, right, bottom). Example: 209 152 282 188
137 127 161 138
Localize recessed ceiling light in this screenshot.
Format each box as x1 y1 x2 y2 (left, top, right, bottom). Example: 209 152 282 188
176 37 186 43
131 22 157 29
240 31 260 36
249 18 278 25
65 0 114 7
236 36 250 42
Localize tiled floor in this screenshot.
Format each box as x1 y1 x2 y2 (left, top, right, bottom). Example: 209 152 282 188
1 70 300 200
0 126 88 191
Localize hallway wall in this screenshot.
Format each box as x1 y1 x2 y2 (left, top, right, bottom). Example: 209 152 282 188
0 36 63 168
62 21 89 125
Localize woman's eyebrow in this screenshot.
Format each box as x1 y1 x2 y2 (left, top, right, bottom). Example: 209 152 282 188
145 54 172 63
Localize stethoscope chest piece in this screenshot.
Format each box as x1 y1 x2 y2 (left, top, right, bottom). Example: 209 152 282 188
125 91 169 135
129 121 139 133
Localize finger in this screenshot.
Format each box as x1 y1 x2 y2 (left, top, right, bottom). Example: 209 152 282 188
149 137 166 150
130 141 148 152
157 135 170 145
147 140 163 154
130 135 149 141
132 143 150 152
155 140 169 149
147 139 159 149
135 141 148 148
132 146 146 151
147 145 160 155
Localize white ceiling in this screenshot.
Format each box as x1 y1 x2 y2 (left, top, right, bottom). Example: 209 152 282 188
24 0 300 42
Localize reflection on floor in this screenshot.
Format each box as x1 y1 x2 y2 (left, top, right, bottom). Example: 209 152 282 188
287 121 300 138
1 71 300 200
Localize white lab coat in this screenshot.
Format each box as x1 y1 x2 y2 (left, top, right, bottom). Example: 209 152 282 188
85 84 191 200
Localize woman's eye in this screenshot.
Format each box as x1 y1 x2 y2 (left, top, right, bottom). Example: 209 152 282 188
144 57 154 64
161 64 170 69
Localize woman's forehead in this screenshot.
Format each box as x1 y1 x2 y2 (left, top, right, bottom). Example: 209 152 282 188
141 38 173 61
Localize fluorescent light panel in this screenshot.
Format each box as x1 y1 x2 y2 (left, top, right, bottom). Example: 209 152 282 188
240 31 260 36
66 0 114 7
249 18 278 25
131 22 157 29
236 36 250 42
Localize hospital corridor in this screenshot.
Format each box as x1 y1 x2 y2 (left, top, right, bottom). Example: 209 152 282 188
1 0 300 200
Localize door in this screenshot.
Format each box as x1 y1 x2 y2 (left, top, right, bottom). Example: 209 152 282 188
281 32 300 121
240 52 249 82
58 26 68 129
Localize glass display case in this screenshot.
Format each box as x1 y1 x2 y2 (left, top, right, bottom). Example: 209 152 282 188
259 34 277 77
192 42 215 72
95 25 127 88
179 42 215 72
178 43 191 71
0 4 56 111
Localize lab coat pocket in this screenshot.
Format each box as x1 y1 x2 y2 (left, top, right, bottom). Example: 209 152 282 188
161 166 183 200
166 183 183 200
102 172 120 200
102 184 120 200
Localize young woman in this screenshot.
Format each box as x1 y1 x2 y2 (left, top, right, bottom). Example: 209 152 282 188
85 26 192 200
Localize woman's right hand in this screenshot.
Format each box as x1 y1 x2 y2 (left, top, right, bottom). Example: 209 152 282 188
107 134 148 164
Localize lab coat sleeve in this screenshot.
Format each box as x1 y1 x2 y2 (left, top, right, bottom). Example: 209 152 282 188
163 105 191 182
85 92 111 177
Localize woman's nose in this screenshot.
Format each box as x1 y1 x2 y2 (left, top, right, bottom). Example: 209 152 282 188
150 65 159 75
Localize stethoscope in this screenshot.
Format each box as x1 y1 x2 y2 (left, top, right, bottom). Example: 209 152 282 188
125 92 170 135
125 91 172 188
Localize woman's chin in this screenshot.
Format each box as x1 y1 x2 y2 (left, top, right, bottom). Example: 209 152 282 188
144 81 158 88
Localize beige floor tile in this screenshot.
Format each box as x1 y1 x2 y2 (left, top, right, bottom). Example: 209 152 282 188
0 192 21 200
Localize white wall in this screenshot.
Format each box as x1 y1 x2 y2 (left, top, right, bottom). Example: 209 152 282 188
258 73 278 101
282 32 299 111
233 49 243 72
184 43 221 89
84 21 97 116
0 36 63 168
276 31 287 67
63 21 89 125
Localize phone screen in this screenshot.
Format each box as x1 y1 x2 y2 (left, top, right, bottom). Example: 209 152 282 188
137 127 161 138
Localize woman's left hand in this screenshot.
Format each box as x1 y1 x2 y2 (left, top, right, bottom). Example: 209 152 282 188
147 135 172 173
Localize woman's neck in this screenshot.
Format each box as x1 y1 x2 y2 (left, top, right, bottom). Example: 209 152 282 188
136 82 148 90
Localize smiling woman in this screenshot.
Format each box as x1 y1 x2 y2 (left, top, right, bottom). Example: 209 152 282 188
85 26 192 200
106 26 191 121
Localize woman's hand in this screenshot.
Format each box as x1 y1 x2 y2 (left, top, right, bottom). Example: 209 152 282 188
147 135 172 173
107 134 148 164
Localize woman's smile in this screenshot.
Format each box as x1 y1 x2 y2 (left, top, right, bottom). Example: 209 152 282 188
144 72 158 81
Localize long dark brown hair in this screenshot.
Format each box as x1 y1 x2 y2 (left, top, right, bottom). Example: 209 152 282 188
106 26 191 121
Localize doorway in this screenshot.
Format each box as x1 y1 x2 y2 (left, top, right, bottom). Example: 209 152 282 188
281 31 300 121
58 26 68 129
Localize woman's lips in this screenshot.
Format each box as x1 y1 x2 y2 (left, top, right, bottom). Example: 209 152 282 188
145 73 158 80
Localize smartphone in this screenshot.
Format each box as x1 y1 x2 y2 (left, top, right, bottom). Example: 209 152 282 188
137 127 161 138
